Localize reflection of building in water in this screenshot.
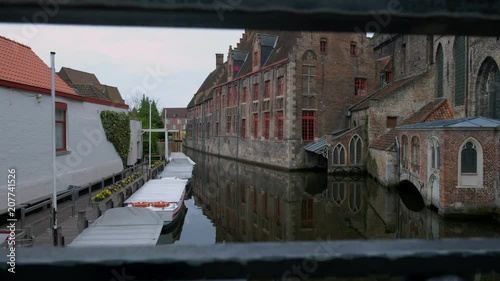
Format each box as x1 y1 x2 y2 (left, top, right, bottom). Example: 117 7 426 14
189 150 401 242
188 150 500 242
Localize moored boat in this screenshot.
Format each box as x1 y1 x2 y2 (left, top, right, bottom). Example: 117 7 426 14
124 177 187 227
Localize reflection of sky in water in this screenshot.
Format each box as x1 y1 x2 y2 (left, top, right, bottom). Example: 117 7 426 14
176 198 216 244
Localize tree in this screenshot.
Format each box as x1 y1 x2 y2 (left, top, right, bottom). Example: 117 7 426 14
135 95 163 157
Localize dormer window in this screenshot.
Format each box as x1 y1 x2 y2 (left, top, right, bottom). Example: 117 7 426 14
320 38 327 53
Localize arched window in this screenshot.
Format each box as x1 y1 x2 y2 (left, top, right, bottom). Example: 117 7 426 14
461 141 477 173
349 135 362 166
320 38 327 53
458 138 483 188
454 36 466 106
429 138 440 170
401 135 409 168
475 57 500 120
329 182 346 206
348 183 362 213
332 144 346 166
436 44 444 98
411 136 420 172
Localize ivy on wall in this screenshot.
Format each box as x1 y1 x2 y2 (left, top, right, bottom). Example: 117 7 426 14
100 111 131 167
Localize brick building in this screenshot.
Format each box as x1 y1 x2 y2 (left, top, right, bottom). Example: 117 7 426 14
185 30 375 169
326 34 500 216
162 108 188 140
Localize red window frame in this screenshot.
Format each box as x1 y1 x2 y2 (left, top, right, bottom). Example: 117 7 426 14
277 111 284 141
301 199 315 227
252 188 257 212
55 102 67 152
275 197 281 225
385 70 393 83
241 119 246 139
264 80 271 99
253 83 259 101
354 78 367 96
253 113 258 139
263 192 268 219
277 76 284 96
320 38 327 53
302 111 315 142
242 87 247 103
350 43 357 56
263 112 270 140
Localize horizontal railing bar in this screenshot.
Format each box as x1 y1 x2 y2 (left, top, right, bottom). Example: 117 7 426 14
2 0 500 35
1 239 500 280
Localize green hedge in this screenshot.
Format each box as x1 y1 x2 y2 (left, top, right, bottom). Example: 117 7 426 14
100 111 131 167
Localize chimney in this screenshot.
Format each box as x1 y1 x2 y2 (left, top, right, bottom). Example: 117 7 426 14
216 53 224 68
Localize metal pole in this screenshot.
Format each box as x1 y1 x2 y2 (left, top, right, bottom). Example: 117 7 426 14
50 52 58 246
165 109 168 161
149 100 152 178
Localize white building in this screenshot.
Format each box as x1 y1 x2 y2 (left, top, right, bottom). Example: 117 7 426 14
0 35 141 213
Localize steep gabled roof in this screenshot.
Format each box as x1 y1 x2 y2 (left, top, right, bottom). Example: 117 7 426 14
58 67 104 91
103 85 125 104
0 35 77 96
370 98 456 150
72 84 111 101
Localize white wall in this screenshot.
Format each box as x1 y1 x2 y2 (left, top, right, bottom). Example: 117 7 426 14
0 86 126 213
127 119 143 166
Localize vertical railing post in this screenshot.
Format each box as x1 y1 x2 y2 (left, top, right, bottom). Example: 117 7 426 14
72 189 77 217
20 205 26 230
101 177 105 190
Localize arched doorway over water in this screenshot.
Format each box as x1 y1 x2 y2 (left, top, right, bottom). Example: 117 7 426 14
429 175 440 209
397 180 425 212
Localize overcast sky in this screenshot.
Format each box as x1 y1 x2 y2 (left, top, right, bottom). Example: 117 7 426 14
0 24 244 109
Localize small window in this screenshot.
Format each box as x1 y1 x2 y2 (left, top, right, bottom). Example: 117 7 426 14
350 42 357 56
320 38 327 53
349 135 363 166
276 111 284 141
253 51 259 66
173 113 177 118
253 83 259 101
264 80 271 99
386 116 397 128
241 119 246 139
253 113 259 139
332 144 346 166
172 124 176 130
55 102 67 151
242 87 247 103
277 76 284 96
301 199 315 228
354 78 367 96
302 111 315 142
461 141 477 173
385 70 393 83
263 112 270 140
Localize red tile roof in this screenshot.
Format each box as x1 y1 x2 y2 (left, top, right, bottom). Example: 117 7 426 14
370 98 455 150
0 36 77 97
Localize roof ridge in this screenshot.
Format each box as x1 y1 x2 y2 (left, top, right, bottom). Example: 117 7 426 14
0 35 31 50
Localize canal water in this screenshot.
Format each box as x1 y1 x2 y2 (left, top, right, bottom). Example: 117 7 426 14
166 146 500 244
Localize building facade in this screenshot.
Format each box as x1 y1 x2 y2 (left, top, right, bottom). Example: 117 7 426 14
0 35 139 214
185 30 375 169
162 107 188 141
326 34 500 216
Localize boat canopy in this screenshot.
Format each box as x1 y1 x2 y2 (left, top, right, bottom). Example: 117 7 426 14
124 178 187 204
68 208 163 247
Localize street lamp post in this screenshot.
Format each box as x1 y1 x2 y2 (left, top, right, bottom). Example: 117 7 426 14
148 100 152 179
50 52 58 246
